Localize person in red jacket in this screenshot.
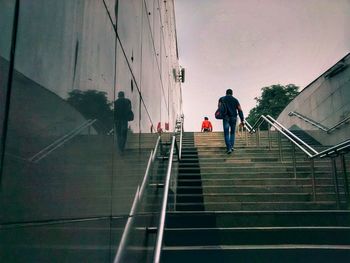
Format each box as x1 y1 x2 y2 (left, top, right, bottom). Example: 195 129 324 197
201 117 213 132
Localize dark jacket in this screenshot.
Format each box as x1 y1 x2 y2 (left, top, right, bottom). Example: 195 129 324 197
219 95 244 122
114 97 132 122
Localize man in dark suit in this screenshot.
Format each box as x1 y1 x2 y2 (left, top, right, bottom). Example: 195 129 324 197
114 91 133 152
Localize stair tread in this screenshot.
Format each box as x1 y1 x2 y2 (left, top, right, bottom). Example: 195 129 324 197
174 201 337 205
176 192 334 196
165 226 350 230
163 244 350 250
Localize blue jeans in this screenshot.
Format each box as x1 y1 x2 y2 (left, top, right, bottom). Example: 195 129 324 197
223 117 237 150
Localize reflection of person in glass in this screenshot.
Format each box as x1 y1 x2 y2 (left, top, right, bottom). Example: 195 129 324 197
114 91 133 152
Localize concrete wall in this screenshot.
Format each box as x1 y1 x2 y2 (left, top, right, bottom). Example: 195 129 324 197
277 53 350 146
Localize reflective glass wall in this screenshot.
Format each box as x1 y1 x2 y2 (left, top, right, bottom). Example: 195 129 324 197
0 0 182 262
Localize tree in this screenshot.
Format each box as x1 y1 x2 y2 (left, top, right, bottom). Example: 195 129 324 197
246 84 299 130
67 89 114 133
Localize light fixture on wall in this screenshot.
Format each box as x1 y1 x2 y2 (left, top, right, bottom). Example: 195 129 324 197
174 67 185 83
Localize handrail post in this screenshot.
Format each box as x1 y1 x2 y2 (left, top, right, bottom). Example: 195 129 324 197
153 136 176 263
292 143 297 179
340 154 349 202
331 157 340 208
278 132 283 162
310 159 316 201
267 123 272 150
256 127 260 147
179 121 183 160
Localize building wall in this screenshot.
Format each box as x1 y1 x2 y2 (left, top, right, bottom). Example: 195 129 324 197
277 53 350 146
0 0 182 262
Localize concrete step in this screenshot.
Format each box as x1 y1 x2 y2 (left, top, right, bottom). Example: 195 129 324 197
195 146 324 153
177 178 333 186
166 211 350 228
196 163 332 170
201 201 338 211
164 227 350 246
198 185 334 193
162 245 350 263
179 166 331 174
198 172 332 179
191 155 327 163
182 193 336 203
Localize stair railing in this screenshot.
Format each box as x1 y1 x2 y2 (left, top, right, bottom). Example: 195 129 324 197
266 115 319 156
249 115 319 197
247 115 350 206
310 139 350 206
179 117 183 160
114 135 162 263
173 114 184 160
153 117 183 263
289 111 350 133
154 136 176 263
244 119 255 133
28 119 97 163
249 115 318 157
311 139 350 159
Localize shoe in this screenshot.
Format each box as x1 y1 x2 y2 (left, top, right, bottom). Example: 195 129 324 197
226 149 232 154
231 147 235 152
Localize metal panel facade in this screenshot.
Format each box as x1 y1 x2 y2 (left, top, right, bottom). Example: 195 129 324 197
0 0 182 261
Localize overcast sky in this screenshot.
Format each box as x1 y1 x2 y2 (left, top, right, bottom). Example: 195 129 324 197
174 0 350 131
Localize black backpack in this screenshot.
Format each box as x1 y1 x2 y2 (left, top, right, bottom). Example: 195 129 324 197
215 99 227 119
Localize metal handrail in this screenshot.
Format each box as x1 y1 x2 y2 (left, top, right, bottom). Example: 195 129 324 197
153 136 176 263
249 115 318 157
114 135 161 263
266 115 319 155
249 114 350 159
289 111 350 133
29 119 97 163
179 118 183 160
152 136 161 162
114 116 183 262
311 139 350 159
244 120 255 133
246 114 350 206
153 117 183 263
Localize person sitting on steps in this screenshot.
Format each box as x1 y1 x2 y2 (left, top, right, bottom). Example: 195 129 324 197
201 117 213 132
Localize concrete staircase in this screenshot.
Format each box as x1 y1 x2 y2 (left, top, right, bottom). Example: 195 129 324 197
162 131 350 262
176 132 205 211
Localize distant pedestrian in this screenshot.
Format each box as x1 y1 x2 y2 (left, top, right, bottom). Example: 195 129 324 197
218 89 244 154
201 117 213 132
